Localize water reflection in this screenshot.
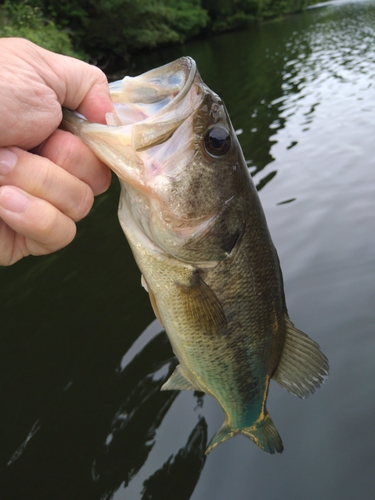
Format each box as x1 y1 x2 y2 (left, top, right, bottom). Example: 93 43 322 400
92 330 179 496
141 417 207 500
90 321 208 500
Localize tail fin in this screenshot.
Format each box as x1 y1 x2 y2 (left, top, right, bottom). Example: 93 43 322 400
205 422 234 455
241 414 283 454
205 413 283 455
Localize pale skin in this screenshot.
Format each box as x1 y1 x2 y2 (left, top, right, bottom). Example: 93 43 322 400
0 38 114 266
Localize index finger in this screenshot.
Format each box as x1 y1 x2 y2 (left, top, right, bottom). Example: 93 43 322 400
30 43 114 123
52 58 113 123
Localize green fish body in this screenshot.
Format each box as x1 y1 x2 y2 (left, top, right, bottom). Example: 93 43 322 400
63 57 328 454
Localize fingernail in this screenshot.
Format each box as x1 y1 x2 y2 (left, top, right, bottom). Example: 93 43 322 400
0 186 28 213
0 148 18 175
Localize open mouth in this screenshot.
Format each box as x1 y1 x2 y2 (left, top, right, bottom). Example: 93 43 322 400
61 57 203 194
105 57 200 151
63 57 199 146
108 57 197 122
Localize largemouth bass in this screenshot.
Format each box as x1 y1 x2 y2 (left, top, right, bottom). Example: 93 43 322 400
63 57 328 454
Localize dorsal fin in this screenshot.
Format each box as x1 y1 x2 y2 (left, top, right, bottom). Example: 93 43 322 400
273 316 329 398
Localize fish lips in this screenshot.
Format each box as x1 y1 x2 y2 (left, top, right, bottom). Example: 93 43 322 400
109 56 203 152
61 57 204 190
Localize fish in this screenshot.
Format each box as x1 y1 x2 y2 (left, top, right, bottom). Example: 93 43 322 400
62 57 329 455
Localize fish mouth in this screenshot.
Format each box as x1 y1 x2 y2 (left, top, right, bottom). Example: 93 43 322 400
106 57 200 151
110 57 197 115
62 57 203 192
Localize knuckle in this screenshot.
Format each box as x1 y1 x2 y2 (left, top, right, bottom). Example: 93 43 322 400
91 65 108 86
94 166 112 195
51 131 80 169
38 161 54 193
72 185 94 221
38 209 76 247
37 207 62 239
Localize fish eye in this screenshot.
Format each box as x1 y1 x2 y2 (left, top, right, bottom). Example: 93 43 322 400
204 126 231 158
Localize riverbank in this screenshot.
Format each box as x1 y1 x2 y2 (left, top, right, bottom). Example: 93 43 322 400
0 0 327 63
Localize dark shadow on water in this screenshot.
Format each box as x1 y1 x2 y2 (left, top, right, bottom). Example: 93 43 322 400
141 417 208 500
255 170 277 191
0 290 208 500
92 331 179 497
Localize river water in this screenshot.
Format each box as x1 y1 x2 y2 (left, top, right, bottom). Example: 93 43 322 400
1 0 375 498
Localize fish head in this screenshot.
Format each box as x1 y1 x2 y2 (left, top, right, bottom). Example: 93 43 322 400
63 57 250 264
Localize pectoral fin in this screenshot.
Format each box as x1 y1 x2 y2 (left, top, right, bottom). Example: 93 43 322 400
161 364 200 391
177 271 227 335
273 315 329 398
141 275 164 328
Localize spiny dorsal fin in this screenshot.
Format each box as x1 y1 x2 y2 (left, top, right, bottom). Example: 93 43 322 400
161 364 200 391
177 271 227 335
273 316 329 398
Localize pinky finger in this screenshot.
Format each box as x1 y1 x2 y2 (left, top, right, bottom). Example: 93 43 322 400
0 185 76 265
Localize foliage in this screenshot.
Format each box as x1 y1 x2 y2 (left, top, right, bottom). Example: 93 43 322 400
22 0 209 62
203 0 257 31
0 0 84 57
202 0 311 30
1 0 317 61
82 0 209 60
258 0 310 19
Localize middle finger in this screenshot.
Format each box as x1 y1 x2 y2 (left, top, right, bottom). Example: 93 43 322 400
35 129 111 196
0 146 94 221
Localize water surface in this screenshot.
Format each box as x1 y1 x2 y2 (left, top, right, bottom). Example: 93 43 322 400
1 1 374 498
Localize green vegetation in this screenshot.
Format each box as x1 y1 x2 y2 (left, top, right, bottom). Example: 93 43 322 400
0 0 84 57
24 0 210 61
202 0 307 31
0 0 318 61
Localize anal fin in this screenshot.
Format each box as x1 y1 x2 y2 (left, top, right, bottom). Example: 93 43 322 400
273 315 329 398
161 364 200 391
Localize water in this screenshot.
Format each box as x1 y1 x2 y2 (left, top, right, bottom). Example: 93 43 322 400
1 0 375 498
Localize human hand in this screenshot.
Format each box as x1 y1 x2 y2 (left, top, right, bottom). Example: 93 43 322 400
0 38 114 266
